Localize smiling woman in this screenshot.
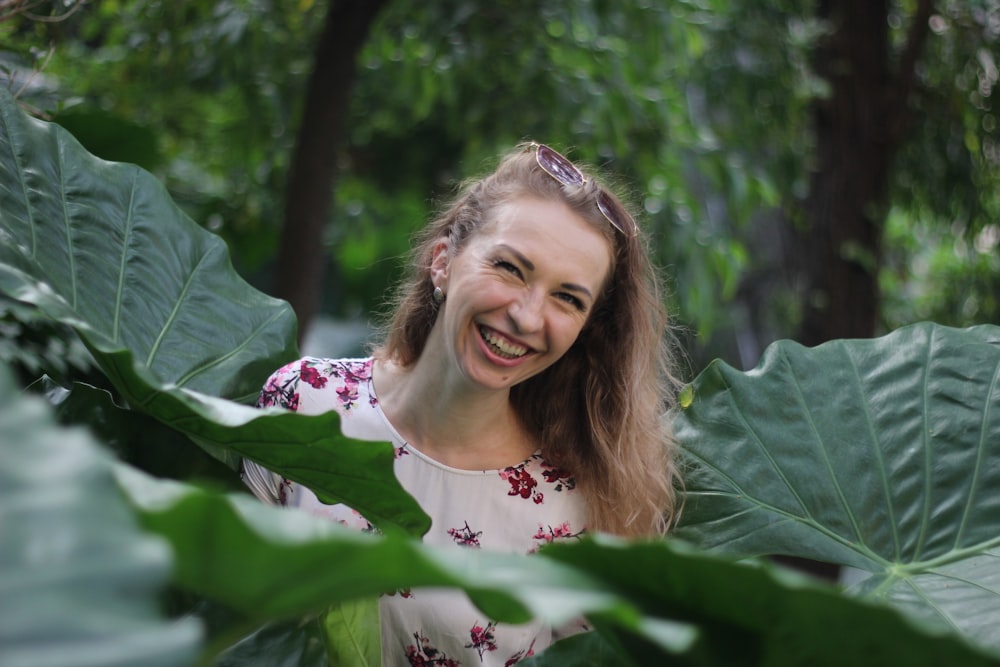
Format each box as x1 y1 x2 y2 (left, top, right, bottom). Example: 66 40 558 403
241 142 684 665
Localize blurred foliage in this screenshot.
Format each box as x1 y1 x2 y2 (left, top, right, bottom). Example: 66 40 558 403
2 0 998 373
882 209 1000 326
0 295 97 388
3 93 999 652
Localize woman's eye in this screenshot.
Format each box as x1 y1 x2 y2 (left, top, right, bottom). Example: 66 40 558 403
494 259 522 277
556 292 586 311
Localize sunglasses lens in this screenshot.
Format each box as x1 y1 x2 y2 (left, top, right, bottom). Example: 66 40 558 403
536 144 585 186
533 143 637 237
597 190 635 236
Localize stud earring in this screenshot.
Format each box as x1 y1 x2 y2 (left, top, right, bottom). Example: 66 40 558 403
432 286 445 304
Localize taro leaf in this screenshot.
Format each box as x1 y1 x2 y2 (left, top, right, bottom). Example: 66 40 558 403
0 85 292 404
0 365 202 667
212 616 329 667
320 598 381 667
112 464 712 664
517 631 632 667
0 88 429 536
541 535 1000 667
114 463 628 627
673 322 1000 656
114 459 1000 667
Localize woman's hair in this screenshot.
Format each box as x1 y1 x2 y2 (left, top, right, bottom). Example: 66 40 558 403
374 142 683 537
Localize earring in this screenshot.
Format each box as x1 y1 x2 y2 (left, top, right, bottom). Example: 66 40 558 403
432 286 445 304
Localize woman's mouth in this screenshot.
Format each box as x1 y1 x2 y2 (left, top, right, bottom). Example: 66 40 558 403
479 326 529 359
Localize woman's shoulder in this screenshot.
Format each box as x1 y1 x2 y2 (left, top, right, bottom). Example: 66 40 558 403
256 356 376 415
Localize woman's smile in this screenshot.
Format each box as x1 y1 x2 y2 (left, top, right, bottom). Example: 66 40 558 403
430 196 612 391
478 324 532 361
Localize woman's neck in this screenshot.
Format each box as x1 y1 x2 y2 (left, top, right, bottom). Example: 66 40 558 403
372 356 538 470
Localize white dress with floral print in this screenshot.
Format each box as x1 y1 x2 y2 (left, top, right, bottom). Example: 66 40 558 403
241 357 588 666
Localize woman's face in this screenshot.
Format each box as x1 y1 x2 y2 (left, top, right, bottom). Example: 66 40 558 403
430 196 613 392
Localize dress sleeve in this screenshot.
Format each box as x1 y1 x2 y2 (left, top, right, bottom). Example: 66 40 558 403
552 617 590 641
240 458 284 505
239 360 303 505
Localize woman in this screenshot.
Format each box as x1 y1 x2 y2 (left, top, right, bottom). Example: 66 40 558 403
242 142 683 665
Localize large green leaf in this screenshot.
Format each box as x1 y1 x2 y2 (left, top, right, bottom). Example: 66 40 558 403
673 322 1000 655
541 536 1000 667
114 464 633 629
211 616 329 667
0 87 291 403
517 632 627 667
319 598 381 667
114 459 1000 667
0 365 202 667
0 88 429 536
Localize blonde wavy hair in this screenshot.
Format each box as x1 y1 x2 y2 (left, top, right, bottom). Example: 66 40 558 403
374 142 683 537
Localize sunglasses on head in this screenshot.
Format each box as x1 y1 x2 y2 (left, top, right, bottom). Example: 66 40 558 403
529 142 638 237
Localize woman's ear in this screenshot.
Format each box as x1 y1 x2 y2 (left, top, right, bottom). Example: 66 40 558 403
429 238 451 290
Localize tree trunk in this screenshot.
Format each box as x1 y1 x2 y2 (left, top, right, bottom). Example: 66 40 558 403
797 0 891 347
784 0 933 581
797 0 933 348
274 0 388 344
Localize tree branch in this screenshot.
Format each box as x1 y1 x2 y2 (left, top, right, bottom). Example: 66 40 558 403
0 0 86 23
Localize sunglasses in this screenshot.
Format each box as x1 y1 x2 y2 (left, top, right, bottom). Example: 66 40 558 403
530 142 638 237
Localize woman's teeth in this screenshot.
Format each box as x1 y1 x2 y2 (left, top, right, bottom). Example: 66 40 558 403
480 326 528 359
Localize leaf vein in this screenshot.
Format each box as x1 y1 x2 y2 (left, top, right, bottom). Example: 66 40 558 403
954 357 1000 548
846 349 900 559
113 168 139 345
0 95 38 257
57 137 77 310
174 308 286 388
681 448 889 566
144 244 214 369
781 344 867 544
914 327 937 560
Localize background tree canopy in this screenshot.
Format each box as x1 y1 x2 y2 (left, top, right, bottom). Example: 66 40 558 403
2 2 1000 664
3 0 998 375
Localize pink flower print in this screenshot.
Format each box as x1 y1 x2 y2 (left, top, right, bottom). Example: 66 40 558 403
299 361 326 389
448 521 483 548
299 361 328 389
541 464 576 492
340 360 373 383
466 621 498 659
336 381 359 408
500 465 543 503
405 631 459 666
385 587 413 599
504 640 536 666
256 363 301 411
325 359 374 410
530 522 583 552
256 378 280 408
277 478 294 506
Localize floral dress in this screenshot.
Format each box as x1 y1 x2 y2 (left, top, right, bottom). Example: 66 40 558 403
241 357 588 666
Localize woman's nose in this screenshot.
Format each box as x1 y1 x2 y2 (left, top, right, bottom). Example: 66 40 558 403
508 290 544 334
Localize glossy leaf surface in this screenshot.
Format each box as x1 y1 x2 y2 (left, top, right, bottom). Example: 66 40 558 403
673 322 1000 655
115 461 1000 667
0 89 428 536
0 366 201 667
